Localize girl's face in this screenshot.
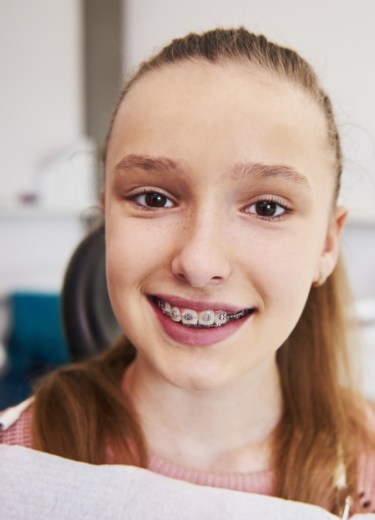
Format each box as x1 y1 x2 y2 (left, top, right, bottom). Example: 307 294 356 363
103 61 346 391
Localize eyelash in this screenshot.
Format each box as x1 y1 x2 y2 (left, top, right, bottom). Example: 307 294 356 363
243 196 292 221
128 189 175 210
127 189 292 221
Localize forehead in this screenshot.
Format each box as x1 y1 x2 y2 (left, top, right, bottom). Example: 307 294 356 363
107 60 334 181
115 60 326 130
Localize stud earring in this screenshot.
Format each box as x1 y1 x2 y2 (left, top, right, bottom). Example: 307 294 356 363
313 273 327 288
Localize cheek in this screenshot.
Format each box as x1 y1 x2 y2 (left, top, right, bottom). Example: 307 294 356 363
104 214 173 292
237 228 320 304
106 234 150 291
242 237 317 349
104 224 155 338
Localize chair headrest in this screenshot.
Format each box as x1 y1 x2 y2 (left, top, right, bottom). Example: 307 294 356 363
61 225 121 360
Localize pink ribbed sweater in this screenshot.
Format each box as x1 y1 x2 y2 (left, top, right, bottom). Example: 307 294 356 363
1 403 375 514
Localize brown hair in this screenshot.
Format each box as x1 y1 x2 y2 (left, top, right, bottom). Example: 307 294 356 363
32 27 372 514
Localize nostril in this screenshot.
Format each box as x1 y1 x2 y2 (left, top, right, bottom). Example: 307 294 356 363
175 271 187 281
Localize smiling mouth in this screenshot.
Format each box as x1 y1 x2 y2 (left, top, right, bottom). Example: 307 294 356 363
153 297 254 329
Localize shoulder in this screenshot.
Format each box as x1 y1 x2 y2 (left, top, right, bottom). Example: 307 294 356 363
356 402 375 513
0 397 33 448
358 451 375 513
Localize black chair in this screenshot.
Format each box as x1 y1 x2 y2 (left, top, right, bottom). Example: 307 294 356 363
61 225 121 360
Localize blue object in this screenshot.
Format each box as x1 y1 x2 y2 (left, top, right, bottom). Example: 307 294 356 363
0 292 70 408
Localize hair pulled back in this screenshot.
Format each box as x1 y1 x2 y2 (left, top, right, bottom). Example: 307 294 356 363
103 27 342 196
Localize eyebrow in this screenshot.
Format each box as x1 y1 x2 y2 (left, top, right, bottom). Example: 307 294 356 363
113 154 311 189
113 154 183 176
230 162 311 189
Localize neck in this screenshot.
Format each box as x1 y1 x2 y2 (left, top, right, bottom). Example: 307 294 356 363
122 355 282 473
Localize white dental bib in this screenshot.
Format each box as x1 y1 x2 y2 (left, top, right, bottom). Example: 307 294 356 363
0 444 342 519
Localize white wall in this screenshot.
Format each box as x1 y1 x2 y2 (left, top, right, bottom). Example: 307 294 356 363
0 1 88 297
0 0 84 201
0 212 86 294
122 0 375 222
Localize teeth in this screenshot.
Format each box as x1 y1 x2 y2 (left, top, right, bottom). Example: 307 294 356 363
162 301 172 315
214 311 228 326
170 306 181 322
156 298 250 328
181 309 198 325
231 309 248 320
198 310 215 326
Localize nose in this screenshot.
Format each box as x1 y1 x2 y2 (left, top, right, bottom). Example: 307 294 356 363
171 212 232 288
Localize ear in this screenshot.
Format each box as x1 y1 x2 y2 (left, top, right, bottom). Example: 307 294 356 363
313 206 348 283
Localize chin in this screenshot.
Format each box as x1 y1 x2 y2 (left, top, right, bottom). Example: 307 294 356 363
161 359 240 393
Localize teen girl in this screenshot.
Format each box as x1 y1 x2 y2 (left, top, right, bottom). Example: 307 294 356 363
2 27 375 517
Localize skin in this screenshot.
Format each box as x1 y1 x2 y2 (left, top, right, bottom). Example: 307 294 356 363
102 60 347 472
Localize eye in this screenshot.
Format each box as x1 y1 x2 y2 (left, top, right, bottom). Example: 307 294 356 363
244 199 289 219
132 190 174 209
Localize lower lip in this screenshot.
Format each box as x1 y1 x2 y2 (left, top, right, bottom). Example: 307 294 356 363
150 299 253 347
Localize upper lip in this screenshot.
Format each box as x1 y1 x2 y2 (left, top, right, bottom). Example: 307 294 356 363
151 294 253 313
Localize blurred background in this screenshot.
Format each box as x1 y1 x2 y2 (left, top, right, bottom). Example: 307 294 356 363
1 0 375 407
